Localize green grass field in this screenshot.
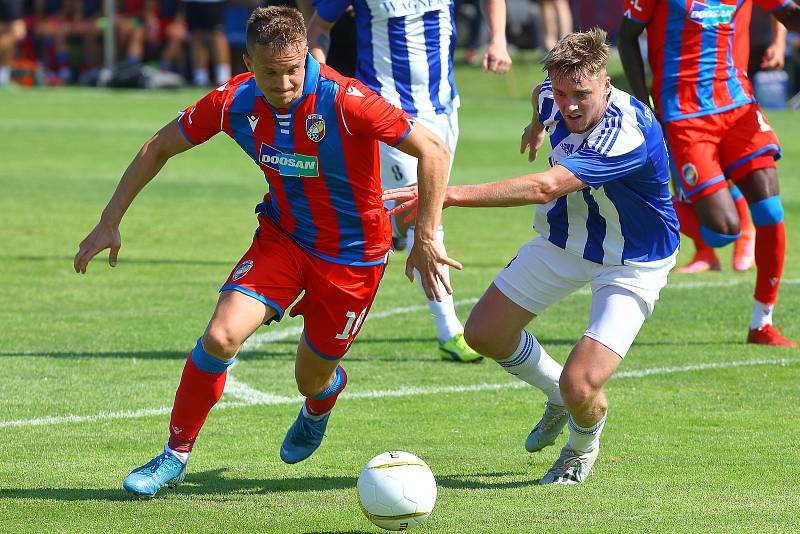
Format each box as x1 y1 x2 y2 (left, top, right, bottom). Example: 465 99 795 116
1 57 799 533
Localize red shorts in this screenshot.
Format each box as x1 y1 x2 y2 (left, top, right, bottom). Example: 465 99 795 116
665 103 781 202
221 217 387 359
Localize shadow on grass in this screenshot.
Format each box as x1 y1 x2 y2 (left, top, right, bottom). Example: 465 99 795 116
0 470 536 502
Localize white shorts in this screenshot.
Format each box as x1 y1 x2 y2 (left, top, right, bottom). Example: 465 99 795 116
380 110 459 189
493 237 675 357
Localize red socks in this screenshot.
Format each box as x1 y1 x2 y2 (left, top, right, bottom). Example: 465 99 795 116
754 221 785 305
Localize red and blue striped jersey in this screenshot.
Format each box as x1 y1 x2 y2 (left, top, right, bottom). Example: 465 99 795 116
177 55 412 266
623 0 790 122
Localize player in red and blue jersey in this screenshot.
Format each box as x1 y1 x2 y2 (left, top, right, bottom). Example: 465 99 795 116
74 6 459 497
619 0 800 346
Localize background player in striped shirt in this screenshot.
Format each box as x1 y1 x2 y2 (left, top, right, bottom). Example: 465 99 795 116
385 29 679 484
306 0 512 363
619 0 800 347
74 6 460 497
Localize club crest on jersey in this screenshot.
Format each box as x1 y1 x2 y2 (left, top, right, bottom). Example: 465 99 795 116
682 163 698 186
562 143 575 155
232 260 254 281
687 1 735 26
306 114 325 142
259 143 320 177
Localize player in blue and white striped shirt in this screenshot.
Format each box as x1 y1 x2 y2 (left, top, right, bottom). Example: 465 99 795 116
307 0 511 363
385 29 679 484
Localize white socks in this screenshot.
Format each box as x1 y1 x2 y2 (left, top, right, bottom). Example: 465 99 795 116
497 330 563 404
566 414 606 454
407 225 463 344
193 68 210 87
0 66 10 86
751 299 774 330
165 444 189 464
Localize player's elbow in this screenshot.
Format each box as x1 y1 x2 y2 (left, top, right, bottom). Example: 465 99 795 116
531 176 561 204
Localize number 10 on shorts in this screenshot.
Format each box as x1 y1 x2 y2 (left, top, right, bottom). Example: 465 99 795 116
335 308 368 340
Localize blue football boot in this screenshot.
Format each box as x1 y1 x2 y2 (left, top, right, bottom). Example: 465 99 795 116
280 408 330 464
123 450 186 497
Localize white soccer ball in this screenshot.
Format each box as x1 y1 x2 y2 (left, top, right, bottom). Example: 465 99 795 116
357 451 437 531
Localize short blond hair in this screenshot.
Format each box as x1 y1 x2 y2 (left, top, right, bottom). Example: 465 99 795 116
541 28 610 82
246 6 306 55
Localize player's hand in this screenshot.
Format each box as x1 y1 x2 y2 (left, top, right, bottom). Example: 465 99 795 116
520 121 546 162
406 236 463 302
383 186 420 224
760 44 785 70
483 42 512 74
74 221 122 274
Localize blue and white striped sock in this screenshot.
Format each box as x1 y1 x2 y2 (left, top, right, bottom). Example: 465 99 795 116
497 330 563 404
566 414 606 453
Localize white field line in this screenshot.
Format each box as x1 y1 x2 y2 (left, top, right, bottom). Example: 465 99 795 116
1 357 797 430
241 277 800 348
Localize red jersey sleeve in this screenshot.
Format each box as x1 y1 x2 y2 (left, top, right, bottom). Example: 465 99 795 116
177 86 228 145
337 79 412 146
755 0 792 12
623 0 657 23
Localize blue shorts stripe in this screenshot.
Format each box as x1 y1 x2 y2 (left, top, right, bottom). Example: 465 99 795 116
724 144 781 176
219 284 285 321
685 174 726 199
303 330 344 361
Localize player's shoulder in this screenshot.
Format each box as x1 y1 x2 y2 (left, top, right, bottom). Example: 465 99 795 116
214 72 255 96
319 63 377 99
585 88 647 157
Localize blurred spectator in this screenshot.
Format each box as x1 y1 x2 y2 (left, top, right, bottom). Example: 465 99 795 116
183 0 230 86
537 0 571 51
457 0 484 65
32 0 78 83
148 0 187 73
570 0 621 42
0 0 27 85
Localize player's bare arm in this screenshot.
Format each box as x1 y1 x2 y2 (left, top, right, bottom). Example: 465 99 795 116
762 16 788 69
384 165 585 216
618 18 651 108
479 0 512 74
395 122 463 302
773 1 800 32
307 12 333 63
74 120 193 274
520 84 546 162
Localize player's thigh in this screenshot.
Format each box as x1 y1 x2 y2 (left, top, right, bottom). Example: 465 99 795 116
208 219 306 352
583 285 649 360
203 290 277 357
293 260 386 360
493 237 590 317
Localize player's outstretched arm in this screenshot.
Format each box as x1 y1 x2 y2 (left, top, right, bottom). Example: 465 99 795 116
479 0 512 74
395 123 463 302
762 17 788 69
384 165 585 213
307 12 335 64
617 17 652 109
74 120 193 274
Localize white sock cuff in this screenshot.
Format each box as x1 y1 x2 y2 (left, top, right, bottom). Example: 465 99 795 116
165 444 189 464
568 413 606 435
498 330 536 368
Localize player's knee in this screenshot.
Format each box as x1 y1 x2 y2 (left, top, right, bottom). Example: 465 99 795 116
201 327 240 360
699 225 740 248
749 196 784 227
559 374 600 411
463 319 500 359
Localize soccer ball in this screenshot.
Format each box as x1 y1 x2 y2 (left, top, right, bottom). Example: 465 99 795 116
357 451 437 531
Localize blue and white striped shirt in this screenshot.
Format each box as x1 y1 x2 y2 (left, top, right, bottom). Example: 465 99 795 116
536 80 680 266
314 0 459 117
